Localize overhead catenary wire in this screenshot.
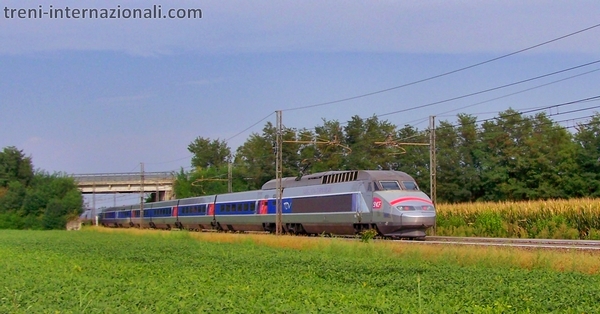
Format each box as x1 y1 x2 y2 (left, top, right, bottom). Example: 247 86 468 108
315 59 600 132
283 23 600 112
442 95 600 130
124 23 600 170
391 96 600 142
432 68 600 119
376 59 600 119
226 112 275 142
398 68 600 127
432 109 600 142
138 112 274 168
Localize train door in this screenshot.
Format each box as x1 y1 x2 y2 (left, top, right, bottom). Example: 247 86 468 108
173 200 181 229
129 207 135 227
209 194 218 229
258 199 268 215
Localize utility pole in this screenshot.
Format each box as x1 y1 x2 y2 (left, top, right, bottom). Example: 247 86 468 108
275 110 283 235
429 116 436 205
92 183 96 226
429 116 437 235
228 162 232 193
140 162 144 227
155 181 159 202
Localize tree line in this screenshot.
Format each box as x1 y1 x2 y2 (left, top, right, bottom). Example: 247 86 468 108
0 147 83 229
175 109 600 203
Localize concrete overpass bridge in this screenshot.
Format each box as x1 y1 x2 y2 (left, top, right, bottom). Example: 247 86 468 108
72 171 175 201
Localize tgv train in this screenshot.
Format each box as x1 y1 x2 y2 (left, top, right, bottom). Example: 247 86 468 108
98 170 436 238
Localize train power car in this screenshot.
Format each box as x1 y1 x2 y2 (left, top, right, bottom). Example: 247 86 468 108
98 170 436 238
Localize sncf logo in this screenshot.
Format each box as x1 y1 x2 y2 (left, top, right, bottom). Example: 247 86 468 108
373 198 382 209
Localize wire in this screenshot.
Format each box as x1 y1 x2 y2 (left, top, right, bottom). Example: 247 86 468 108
283 23 600 112
399 68 600 126
314 59 600 133
226 112 274 142
438 68 600 118
115 23 600 171
139 111 274 168
376 60 600 118
472 96 600 126
564 118 600 130
432 95 600 132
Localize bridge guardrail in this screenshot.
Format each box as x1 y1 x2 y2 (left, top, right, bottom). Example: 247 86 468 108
71 172 175 183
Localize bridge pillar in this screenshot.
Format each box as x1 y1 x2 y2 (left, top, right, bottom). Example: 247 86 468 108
150 190 174 201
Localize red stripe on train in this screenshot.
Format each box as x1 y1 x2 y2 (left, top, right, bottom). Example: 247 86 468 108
390 197 433 205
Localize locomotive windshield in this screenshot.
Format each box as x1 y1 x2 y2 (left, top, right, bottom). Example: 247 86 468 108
379 181 401 190
402 181 419 190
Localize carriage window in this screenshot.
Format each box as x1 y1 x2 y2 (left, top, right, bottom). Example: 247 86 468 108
379 181 401 190
402 181 419 190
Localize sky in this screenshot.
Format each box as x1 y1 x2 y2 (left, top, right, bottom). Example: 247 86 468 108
1 1 600 206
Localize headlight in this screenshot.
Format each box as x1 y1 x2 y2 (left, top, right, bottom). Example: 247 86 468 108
396 205 435 211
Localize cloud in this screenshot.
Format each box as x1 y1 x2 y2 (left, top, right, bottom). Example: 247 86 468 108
1 0 599 56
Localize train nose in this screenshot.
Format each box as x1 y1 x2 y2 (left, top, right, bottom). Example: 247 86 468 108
396 211 436 228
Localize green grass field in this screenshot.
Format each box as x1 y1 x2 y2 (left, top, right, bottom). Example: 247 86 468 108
1 228 599 313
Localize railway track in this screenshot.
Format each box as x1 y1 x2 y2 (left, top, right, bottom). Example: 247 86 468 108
416 236 600 251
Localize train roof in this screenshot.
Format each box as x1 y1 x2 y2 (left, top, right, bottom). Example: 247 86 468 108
261 170 416 190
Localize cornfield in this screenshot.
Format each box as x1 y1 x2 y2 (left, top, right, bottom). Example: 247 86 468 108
434 198 600 239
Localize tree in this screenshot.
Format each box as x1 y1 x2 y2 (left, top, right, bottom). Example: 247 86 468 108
0 147 83 230
0 146 33 188
435 120 465 203
474 109 579 201
173 168 195 199
0 181 26 214
573 114 600 196
295 128 320 176
477 109 530 201
435 114 483 203
344 115 397 171
394 125 430 194
520 112 578 199
234 123 278 190
42 199 67 230
188 137 231 169
455 114 483 201
311 119 348 172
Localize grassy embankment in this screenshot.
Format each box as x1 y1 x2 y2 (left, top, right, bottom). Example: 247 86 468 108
1 228 599 313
